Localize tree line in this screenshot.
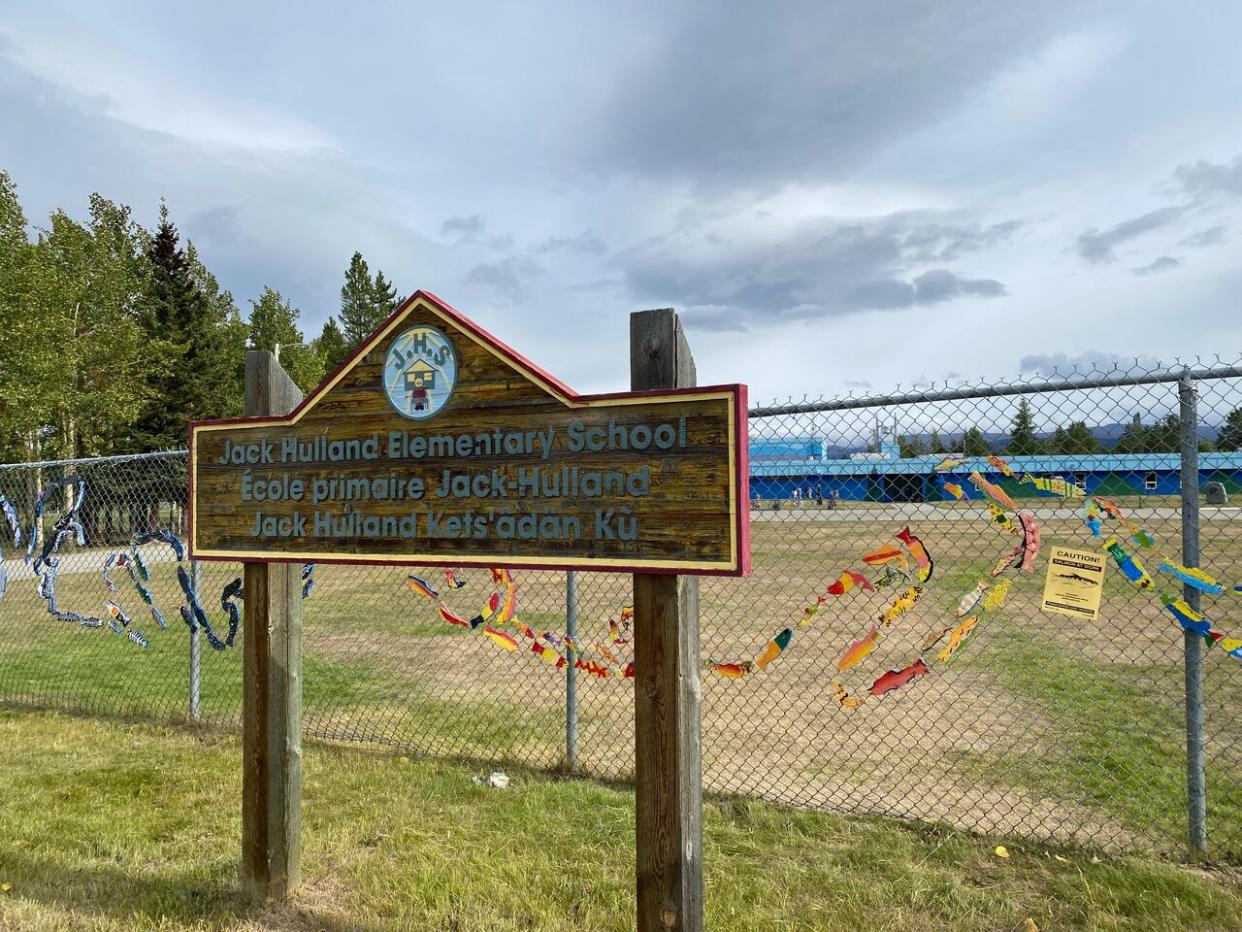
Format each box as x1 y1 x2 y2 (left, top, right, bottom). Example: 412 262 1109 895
897 400 1242 458
0 172 402 463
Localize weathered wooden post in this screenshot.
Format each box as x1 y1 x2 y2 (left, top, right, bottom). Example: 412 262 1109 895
241 351 305 900
631 309 703 932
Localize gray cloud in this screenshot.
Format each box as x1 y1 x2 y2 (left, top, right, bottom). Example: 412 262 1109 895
1174 154 1242 202
1179 225 1227 248
583 1 1080 187
1075 206 1187 263
464 256 541 302
440 214 513 250
1019 350 1166 376
1131 255 1182 276
619 211 1013 331
535 230 608 256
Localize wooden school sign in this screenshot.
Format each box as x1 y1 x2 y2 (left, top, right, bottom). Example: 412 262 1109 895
189 291 749 575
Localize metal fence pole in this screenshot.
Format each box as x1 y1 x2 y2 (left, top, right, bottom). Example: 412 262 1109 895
189 559 202 721
1179 369 1208 854
565 570 579 772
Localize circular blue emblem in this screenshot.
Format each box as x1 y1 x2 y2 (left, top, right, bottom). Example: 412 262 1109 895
383 325 458 420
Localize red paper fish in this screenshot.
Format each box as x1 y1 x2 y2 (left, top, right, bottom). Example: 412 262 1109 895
827 569 875 595
896 527 934 583
868 659 930 697
862 545 906 567
438 603 470 628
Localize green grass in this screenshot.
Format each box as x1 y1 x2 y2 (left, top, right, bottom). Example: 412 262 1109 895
951 620 1242 860
1 710 1240 931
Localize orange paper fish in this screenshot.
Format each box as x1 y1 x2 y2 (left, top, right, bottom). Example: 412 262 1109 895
862 545 906 568
831 682 866 709
836 627 882 670
937 615 979 663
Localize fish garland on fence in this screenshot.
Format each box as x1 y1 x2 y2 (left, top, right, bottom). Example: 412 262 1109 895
0 493 20 602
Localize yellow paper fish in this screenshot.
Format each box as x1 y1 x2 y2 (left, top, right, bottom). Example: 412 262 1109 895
937 615 979 662
982 578 1012 611
934 457 967 472
943 481 966 500
880 586 921 627
831 682 866 709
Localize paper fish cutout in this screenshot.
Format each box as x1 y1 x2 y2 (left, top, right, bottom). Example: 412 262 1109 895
530 641 566 667
801 596 828 624
1094 497 1124 520
498 584 518 623
301 564 315 599
596 643 622 666
620 606 634 622
874 564 910 588
956 581 989 618
988 504 1015 533
127 629 149 648
491 568 514 586
575 658 611 678
982 578 1012 611
443 569 467 588
438 603 470 628
991 553 1017 577
937 615 979 663
623 662 636 678
1104 539 1153 589
1157 562 1224 595
709 660 752 679
862 545 907 568
609 615 632 644
880 586 921 627
987 454 1016 478
756 627 794 671
482 625 519 651
1014 512 1041 573
1129 524 1156 548
471 591 501 628
969 472 1017 512
1212 637 1242 661
943 481 966 501
1083 502 1103 538
896 527 934 582
934 457 967 472
827 570 875 595
868 659 930 697
831 682 866 709
920 622 952 652
836 627 882 670
1162 595 1212 637
406 575 439 601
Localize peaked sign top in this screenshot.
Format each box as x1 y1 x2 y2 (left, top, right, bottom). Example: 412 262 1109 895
190 292 750 575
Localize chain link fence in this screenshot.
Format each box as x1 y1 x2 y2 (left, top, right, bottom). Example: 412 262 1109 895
2 359 1241 862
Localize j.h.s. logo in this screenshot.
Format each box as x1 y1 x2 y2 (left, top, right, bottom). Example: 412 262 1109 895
383 325 458 420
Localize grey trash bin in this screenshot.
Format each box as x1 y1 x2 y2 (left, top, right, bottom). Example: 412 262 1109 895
1204 481 1228 505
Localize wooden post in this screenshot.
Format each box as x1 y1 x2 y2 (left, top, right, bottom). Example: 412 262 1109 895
241 351 305 901
631 309 703 932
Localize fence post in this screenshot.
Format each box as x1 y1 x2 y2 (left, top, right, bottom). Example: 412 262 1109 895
565 570 579 772
1179 368 1208 855
189 559 202 721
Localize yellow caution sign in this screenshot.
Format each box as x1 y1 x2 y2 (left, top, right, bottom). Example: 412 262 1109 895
1041 545 1106 621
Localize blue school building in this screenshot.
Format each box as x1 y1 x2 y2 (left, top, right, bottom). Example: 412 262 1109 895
749 438 1242 503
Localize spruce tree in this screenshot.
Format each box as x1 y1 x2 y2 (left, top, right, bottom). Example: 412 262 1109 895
248 286 326 394
1007 399 1040 455
313 316 350 371
371 268 402 321
339 251 378 344
962 426 990 456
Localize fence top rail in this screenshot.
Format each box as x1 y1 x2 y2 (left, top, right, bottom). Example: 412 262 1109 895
749 363 1242 418
0 448 187 472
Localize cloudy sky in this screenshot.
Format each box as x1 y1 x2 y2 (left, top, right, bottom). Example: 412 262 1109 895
2 1 1240 404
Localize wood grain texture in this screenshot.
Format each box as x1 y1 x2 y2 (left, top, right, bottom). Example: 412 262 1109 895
632 309 703 932
189 296 745 574
241 351 304 902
